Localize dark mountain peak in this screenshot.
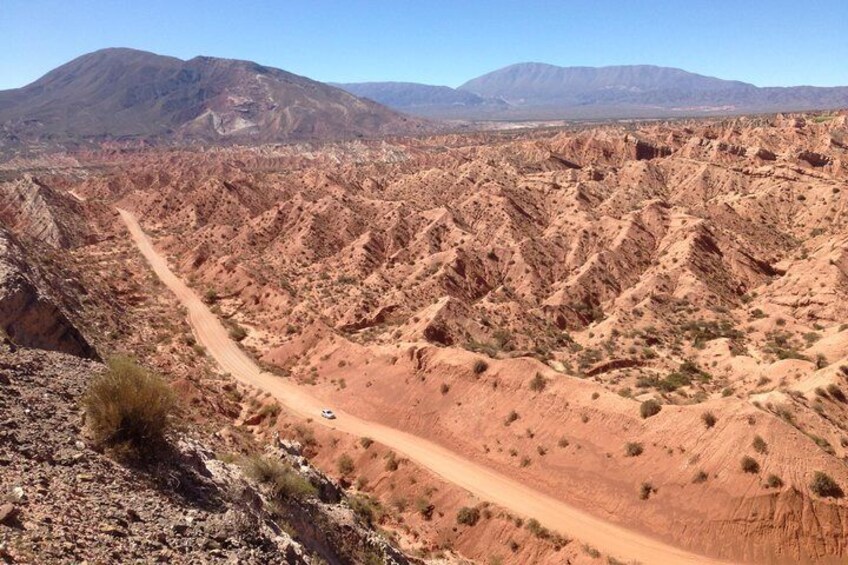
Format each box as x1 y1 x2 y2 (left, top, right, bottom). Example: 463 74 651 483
0 48 426 145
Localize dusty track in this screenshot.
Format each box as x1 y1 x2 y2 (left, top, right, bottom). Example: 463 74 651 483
119 208 728 565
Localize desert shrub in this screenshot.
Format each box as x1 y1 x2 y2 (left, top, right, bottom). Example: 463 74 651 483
583 544 601 558
827 384 846 402
229 324 248 342
456 506 480 526
243 455 316 500
752 435 768 454
83 356 175 459
360 437 374 449
692 470 709 483
810 471 843 498
810 435 835 455
640 399 662 419
440 383 450 395
504 410 519 426
625 442 644 457
526 518 545 537
348 493 383 525
557 436 570 448
337 453 355 475
473 359 489 374
766 474 784 488
384 451 399 471
415 497 434 520
203 289 218 304
701 411 717 429
639 482 654 500
741 456 760 474
529 372 547 392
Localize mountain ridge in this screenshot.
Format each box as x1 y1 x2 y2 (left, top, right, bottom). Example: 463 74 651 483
0 47 427 146
338 61 848 119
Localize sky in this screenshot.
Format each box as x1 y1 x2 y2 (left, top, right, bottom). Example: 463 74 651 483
1 0 847 90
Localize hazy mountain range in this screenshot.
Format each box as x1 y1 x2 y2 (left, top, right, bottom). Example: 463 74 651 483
338 62 848 119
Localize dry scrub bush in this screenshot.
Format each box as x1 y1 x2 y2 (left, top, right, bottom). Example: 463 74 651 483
83 356 175 459
243 455 316 501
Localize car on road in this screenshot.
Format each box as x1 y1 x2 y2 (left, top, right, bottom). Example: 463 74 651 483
321 409 336 420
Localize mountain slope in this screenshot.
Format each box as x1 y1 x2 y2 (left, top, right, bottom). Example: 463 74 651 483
455 63 848 119
0 48 426 144
458 62 754 105
332 81 509 118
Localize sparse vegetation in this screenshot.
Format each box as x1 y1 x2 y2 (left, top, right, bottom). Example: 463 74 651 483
504 410 520 426
529 372 547 392
701 411 717 429
693 470 709 483
640 399 662 419
456 506 480 526
473 359 489 374
243 455 316 501
741 455 760 474
639 482 655 500
752 435 768 454
625 442 644 457
337 453 355 475
229 323 248 342
766 474 784 488
810 471 843 498
826 383 846 402
83 356 175 459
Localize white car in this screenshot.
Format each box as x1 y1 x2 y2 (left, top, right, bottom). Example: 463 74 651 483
321 409 336 420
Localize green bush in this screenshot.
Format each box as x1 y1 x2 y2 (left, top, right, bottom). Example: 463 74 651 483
229 324 248 342
810 471 843 498
826 384 846 402
625 442 644 457
473 359 489 374
83 356 175 459
456 506 480 526
337 453 355 475
639 482 654 500
741 455 760 474
243 455 316 500
766 474 784 488
529 372 547 392
640 399 662 419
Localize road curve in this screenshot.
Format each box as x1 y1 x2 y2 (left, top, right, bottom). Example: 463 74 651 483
119 208 728 565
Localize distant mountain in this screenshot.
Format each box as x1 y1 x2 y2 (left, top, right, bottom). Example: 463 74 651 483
0 48 427 145
454 63 848 119
458 63 752 104
338 62 848 121
332 81 508 118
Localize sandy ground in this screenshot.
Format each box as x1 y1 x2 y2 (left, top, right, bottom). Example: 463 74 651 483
119 208 729 565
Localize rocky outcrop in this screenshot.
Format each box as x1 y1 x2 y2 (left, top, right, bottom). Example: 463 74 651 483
0 176 88 248
0 228 95 358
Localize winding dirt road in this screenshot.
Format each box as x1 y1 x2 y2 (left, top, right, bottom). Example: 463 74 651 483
119 208 727 565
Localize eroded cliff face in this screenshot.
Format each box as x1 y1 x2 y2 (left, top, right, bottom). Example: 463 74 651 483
0 176 88 249
0 228 95 358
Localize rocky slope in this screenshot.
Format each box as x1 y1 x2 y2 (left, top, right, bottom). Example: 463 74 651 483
0 345 414 564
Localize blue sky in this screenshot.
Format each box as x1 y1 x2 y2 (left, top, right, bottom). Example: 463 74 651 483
2 1 847 90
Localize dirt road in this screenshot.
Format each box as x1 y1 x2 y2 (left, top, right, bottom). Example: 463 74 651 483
119 208 728 565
